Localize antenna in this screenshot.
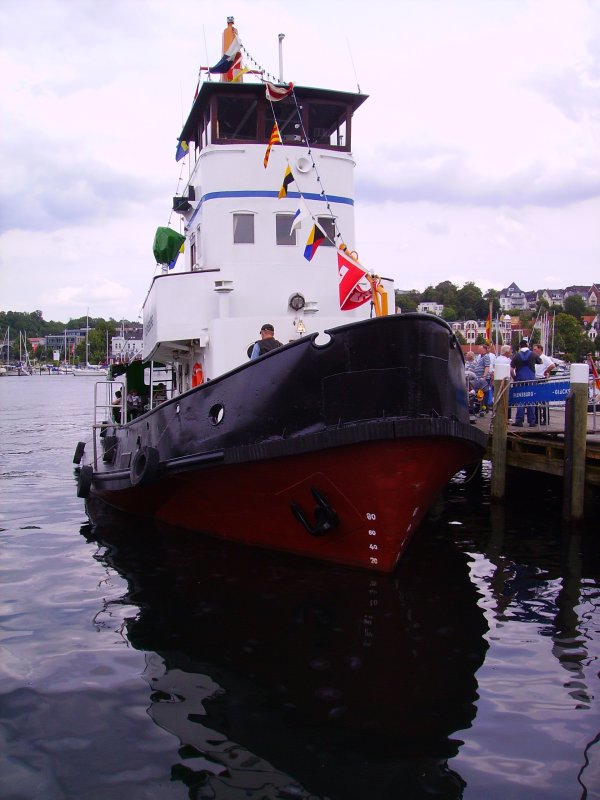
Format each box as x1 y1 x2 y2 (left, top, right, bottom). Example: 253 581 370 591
346 36 361 93
202 25 211 81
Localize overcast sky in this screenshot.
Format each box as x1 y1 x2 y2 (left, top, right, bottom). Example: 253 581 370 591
1 0 599 323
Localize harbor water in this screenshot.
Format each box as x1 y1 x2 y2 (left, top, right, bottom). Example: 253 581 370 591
1 375 598 799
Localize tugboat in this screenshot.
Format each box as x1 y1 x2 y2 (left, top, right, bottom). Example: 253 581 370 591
75 18 486 573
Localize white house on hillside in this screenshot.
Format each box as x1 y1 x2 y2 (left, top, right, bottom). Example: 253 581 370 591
417 302 444 315
499 283 528 311
111 332 143 362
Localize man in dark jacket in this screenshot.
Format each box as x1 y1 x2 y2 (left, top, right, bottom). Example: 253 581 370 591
249 324 283 359
510 338 542 427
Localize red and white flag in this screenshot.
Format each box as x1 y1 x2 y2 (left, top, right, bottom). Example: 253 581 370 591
337 248 372 311
265 81 294 102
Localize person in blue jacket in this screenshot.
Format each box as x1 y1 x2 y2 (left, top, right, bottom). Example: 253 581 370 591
510 339 543 427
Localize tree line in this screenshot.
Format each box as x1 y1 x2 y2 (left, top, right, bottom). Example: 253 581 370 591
395 281 591 322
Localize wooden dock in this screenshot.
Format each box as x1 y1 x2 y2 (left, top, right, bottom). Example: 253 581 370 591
471 361 600 520
473 410 600 489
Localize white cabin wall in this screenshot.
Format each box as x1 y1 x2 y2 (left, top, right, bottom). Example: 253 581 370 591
187 144 367 325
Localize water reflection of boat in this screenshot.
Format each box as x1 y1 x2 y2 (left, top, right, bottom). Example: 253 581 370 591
84 518 488 799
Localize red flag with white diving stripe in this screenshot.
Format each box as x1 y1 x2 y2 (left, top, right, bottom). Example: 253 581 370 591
338 248 372 311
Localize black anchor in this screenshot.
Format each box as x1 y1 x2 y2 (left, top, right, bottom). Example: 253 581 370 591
290 487 339 537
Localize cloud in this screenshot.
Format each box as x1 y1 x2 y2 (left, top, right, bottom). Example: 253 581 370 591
0 151 161 233
356 145 600 208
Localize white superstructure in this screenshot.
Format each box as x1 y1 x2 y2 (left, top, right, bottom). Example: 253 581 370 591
142 74 394 389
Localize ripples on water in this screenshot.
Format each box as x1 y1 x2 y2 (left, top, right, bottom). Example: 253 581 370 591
0 375 598 799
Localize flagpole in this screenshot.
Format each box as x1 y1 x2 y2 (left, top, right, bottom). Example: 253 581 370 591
278 33 285 82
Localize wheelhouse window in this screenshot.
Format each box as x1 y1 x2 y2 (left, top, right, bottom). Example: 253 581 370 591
265 98 304 143
308 102 348 147
276 214 296 246
215 95 258 141
317 216 336 246
233 213 254 244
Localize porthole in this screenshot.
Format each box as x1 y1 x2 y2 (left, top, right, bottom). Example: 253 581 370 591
209 403 225 425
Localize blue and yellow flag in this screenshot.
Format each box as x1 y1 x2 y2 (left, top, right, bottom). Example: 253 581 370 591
176 140 189 161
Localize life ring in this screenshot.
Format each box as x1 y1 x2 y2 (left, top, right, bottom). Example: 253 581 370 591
130 446 160 487
77 465 93 498
191 362 204 387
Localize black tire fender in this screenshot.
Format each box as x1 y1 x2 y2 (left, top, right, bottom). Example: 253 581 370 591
73 441 86 464
77 465 93 498
130 446 160 487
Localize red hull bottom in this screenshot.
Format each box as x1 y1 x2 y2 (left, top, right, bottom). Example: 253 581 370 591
89 438 478 573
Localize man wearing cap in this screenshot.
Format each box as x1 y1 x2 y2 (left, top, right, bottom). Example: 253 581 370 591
510 339 543 427
249 324 283 360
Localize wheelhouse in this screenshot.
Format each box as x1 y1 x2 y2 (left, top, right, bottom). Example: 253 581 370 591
179 82 368 155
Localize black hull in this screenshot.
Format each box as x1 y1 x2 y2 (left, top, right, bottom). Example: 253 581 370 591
80 314 487 571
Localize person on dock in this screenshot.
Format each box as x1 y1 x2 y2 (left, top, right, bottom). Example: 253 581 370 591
492 344 512 375
510 339 543 427
533 344 556 425
472 344 493 412
492 345 513 419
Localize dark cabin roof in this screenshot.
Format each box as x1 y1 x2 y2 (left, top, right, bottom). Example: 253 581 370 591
179 81 368 143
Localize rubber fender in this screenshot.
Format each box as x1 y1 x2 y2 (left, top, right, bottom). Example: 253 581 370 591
130 446 160 487
73 441 86 464
77 465 93 498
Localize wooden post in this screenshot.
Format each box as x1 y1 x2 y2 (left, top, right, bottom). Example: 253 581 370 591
564 363 589 521
562 393 574 521
491 363 510 500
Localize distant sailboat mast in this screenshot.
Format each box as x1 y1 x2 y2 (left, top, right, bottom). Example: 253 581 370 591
85 309 90 367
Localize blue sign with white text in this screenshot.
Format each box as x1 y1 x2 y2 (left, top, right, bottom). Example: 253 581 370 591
508 380 570 406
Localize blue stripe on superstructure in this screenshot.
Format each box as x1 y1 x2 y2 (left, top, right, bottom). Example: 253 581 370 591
185 190 353 231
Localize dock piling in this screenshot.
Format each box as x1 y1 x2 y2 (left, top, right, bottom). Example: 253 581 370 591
491 363 511 500
563 363 589 521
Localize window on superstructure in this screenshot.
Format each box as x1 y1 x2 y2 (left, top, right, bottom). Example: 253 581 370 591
233 213 254 244
316 216 336 247
215 96 258 142
308 103 348 148
195 225 201 266
190 234 196 269
276 214 296 246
